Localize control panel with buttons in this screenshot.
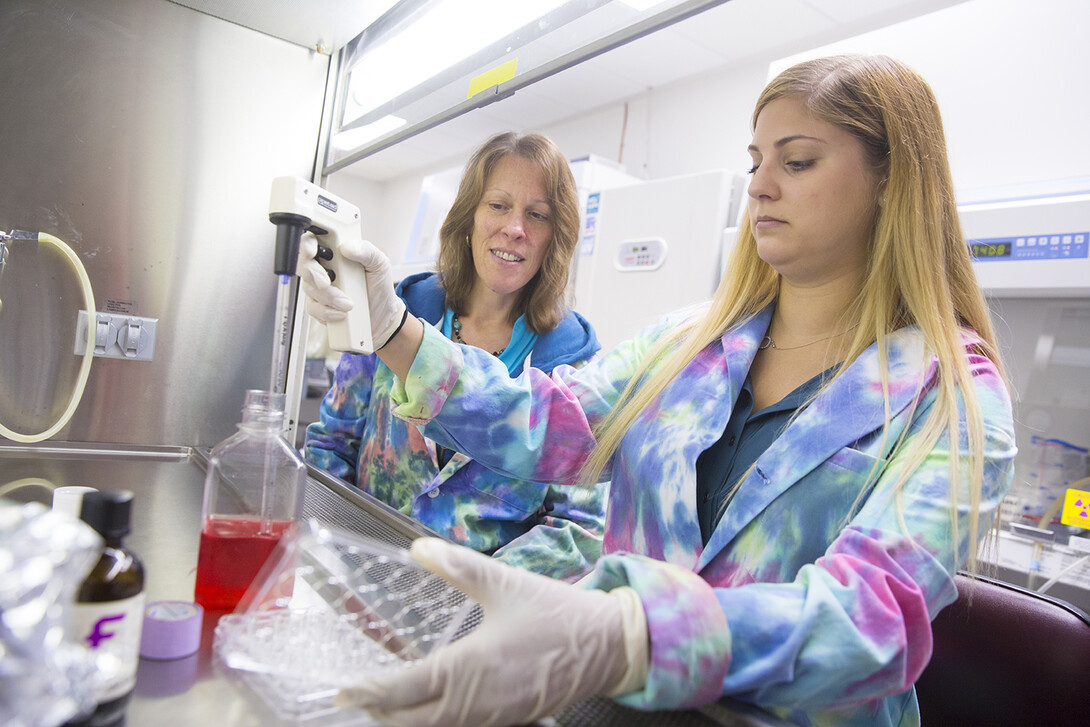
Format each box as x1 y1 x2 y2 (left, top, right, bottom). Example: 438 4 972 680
614 237 667 272
968 231 1089 261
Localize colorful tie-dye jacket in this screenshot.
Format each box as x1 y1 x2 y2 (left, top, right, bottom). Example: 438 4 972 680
305 272 606 581
389 303 1016 727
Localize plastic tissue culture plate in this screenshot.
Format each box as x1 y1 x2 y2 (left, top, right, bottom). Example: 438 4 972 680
213 519 476 722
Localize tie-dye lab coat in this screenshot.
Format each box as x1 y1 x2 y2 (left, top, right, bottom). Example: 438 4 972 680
390 304 1016 727
305 273 606 582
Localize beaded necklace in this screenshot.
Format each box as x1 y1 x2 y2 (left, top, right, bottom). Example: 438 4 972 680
452 313 506 357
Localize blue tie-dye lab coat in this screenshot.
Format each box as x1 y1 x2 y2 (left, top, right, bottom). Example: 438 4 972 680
305 272 606 581
390 304 1016 727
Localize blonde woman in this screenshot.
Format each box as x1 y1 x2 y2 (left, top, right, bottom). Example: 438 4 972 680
312 56 1016 727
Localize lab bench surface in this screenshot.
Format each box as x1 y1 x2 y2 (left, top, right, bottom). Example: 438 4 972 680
0 443 788 727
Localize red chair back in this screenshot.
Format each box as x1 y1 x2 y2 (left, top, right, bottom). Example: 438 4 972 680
915 573 1090 726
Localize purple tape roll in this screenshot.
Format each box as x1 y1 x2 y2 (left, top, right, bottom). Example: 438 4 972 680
139 600 203 660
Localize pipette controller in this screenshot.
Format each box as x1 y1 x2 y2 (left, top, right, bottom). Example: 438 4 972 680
268 177 374 356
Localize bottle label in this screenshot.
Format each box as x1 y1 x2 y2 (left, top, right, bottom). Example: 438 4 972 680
70 593 147 701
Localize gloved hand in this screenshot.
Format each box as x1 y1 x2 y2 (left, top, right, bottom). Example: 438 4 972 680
336 537 649 727
297 234 407 349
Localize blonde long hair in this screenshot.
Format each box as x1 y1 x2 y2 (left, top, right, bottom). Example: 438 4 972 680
583 55 1004 569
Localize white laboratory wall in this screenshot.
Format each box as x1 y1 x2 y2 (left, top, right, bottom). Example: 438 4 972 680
771 0 1090 198
325 174 405 258
547 0 1090 201
538 103 640 175
536 56 771 185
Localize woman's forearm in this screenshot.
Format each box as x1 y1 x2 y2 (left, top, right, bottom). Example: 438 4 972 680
376 314 425 381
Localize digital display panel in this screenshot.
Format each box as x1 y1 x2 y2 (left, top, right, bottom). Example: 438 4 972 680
965 231 1089 262
969 241 1012 258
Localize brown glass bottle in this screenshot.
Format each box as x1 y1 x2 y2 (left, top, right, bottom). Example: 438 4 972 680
66 490 146 727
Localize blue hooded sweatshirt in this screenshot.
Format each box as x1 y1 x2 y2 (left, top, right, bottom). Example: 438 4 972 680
305 272 606 580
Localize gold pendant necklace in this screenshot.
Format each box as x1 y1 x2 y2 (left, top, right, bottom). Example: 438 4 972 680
759 324 859 351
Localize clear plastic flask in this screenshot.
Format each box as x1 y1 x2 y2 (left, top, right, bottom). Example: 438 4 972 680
194 390 306 610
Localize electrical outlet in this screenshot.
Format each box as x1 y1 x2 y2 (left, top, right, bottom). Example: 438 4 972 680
74 310 158 361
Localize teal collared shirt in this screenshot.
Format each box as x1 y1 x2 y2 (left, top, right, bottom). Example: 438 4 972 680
695 370 827 544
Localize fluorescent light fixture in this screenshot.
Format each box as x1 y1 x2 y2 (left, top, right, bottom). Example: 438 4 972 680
619 0 663 10
332 115 407 150
346 0 568 123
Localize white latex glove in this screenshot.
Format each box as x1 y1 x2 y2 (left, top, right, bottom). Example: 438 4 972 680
296 233 407 349
336 537 649 727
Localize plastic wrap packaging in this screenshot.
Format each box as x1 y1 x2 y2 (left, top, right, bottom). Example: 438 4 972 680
0 501 103 727
213 519 477 723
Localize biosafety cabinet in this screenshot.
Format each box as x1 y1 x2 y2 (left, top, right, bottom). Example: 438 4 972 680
961 193 1090 298
0 0 331 449
959 193 1090 612
0 0 739 449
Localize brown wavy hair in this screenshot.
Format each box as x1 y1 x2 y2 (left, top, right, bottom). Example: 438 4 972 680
436 131 579 333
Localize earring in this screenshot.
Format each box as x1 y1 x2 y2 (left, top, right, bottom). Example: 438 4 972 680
465 233 471 245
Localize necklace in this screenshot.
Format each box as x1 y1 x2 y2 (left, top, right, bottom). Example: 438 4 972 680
759 324 859 351
452 314 506 357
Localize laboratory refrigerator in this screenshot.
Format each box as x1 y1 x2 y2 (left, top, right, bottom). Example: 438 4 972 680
572 169 743 352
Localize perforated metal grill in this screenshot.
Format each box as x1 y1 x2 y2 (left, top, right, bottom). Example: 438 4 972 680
554 696 726 726
302 465 425 549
